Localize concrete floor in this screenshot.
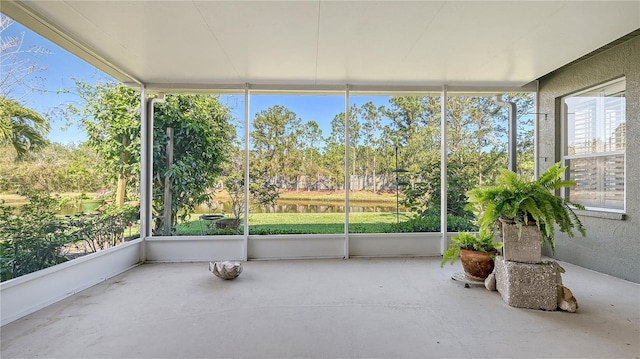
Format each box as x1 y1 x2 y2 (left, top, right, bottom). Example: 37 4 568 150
1 257 638 359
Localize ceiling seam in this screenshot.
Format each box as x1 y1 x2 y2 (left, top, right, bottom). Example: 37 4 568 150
62 0 149 83
314 0 322 85
470 2 568 78
401 1 445 62
192 1 242 83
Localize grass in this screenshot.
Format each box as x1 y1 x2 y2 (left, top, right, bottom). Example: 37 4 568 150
176 211 412 235
1 190 415 235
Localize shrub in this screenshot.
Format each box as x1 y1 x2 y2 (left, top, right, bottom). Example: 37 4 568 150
388 208 477 233
69 202 140 253
0 191 77 281
0 191 139 281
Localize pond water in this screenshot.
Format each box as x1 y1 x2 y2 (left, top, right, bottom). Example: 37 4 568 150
55 200 404 216
194 200 402 214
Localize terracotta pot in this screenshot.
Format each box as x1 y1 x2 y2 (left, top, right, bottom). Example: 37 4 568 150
460 248 496 281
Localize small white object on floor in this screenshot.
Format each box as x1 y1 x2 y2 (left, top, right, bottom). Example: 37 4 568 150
484 272 496 291
209 261 243 280
558 286 579 313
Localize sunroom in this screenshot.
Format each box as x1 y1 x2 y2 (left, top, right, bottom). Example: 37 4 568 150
1 1 639 358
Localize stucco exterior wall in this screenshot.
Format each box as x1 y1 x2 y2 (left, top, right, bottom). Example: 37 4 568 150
537 35 639 283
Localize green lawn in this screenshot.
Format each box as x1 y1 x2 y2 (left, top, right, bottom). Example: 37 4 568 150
176 211 412 235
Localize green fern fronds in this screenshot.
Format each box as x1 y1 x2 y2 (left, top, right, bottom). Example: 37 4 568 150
465 162 586 252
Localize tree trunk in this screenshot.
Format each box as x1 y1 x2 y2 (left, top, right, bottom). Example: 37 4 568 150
163 128 174 236
373 154 377 193
115 136 129 207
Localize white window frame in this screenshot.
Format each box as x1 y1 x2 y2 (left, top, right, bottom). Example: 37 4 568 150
561 78 626 213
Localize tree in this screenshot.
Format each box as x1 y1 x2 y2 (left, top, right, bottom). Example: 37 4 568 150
0 14 51 98
70 82 140 205
326 106 362 188
0 16 51 160
0 97 49 160
64 142 108 192
153 94 234 233
446 96 506 187
0 142 105 193
222 141 278 231
324 112 348 190
360 101 384 192
299 120 324 190
70 82 234 234
382 96 440 187
384 96 436 147
347 105 362 188
251 105 303 189
508 94 536 177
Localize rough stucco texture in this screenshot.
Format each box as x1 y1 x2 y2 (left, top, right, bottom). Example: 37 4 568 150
537 35 640 283
494 256 559 311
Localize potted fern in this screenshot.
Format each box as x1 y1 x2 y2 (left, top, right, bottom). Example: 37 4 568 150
466 162 586 263
441 230 503 280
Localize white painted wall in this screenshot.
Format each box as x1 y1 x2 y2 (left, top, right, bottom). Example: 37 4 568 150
350 233 443 257
143 233 448 261
248 235 345 259
145 236 245 262
0 239 143 326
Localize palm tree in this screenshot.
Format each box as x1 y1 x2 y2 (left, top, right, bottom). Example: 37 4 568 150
0 96 49 159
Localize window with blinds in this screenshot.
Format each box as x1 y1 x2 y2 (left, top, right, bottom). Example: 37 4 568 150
563 78 625 211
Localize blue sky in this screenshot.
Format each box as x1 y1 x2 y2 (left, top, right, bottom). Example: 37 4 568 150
5 16 394 145
4 17 114 144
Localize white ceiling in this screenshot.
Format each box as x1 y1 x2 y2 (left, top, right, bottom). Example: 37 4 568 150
4 0 639 91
